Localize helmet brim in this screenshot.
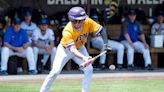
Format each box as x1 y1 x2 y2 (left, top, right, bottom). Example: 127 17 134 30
68 14 88 21
74 15 88 20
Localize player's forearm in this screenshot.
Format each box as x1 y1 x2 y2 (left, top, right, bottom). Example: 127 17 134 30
33 42 46 49
151 28 156 34
139 34 147 44
100 27 108 44
124 33 133 44
23 42 30 49
4 42 16 51
49 41 55 48
69 46 86 61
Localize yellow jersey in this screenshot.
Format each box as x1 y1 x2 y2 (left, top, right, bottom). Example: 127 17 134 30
60 17 102 49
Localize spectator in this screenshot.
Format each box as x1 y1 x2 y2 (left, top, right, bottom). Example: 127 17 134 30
0 18 37 75
119 9 152 70
151 11 164 35
57 15 68 45
32 18 56 73
90 14 124 70
21 10 37 43
49 19 60 46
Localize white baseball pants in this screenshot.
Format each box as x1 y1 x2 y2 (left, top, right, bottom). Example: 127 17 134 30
121 40 151 67
1 47 36 71
91 36 124 64
33 47 56 67
40 44 93 92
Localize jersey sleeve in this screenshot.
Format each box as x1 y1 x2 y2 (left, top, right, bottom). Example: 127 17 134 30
32 28 39 41
137 22 144 35
4 27 12 43
22 29 29 43
88 18 101 35
122 21 129 34
61 30 75 48
49 29 55 41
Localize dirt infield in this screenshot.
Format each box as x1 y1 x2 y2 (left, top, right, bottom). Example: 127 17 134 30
1 70 164 82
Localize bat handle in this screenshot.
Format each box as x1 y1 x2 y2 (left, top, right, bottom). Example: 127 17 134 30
80 59 94 68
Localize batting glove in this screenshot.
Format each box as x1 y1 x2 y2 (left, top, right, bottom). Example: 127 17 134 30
81 56 93 68
82 56 92 61
104 44 112 51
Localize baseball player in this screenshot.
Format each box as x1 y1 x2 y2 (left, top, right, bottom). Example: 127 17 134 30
151 11 164 40
90 14 124 70
32 18 56 72
40 6 108 92
21 10 37 43
120 9 152 70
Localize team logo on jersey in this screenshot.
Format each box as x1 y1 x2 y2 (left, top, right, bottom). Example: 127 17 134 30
75 32 88 42
134 25 138 32
11 35 15 39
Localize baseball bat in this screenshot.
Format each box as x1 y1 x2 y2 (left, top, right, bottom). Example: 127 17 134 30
92 50 107 61
80 50 107 68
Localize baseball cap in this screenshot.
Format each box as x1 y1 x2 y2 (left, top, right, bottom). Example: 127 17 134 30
60 16 68 28
128 9 136 15
24 11 32 16
157 11 164 17
39 18 48 25
13 17 21 24
60 21 67 28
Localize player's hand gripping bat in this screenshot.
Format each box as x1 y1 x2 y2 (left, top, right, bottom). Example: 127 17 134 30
80 50 107 68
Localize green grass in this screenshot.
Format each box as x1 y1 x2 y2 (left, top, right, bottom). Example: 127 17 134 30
0 80 164 92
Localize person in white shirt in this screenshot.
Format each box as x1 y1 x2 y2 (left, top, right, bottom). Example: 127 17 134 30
151 11 164 43
32 18 56 73
21 11 37 43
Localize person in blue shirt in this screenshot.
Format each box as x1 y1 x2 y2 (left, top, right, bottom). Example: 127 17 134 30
0 18 37 75
120 9 152 70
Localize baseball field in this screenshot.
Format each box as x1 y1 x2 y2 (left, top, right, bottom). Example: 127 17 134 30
0 70 164 92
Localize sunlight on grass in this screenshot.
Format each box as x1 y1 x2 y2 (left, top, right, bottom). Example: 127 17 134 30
0 80 164 92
